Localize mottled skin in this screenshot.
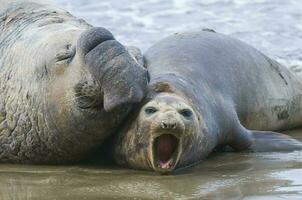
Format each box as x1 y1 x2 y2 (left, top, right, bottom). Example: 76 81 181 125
0 0 148 163
114 30 302 174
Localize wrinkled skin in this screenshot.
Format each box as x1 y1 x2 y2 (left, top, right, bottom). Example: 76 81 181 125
114 30 302 174
0 0 148 163
114 90 210 174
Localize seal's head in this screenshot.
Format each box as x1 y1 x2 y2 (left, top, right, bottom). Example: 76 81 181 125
114 83 209 174
0 1 148 163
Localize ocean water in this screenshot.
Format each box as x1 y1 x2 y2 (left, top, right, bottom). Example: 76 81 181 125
2 0 302 199
53 0 302 73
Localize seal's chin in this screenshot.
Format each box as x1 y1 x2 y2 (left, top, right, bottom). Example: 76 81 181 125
152 134 181 174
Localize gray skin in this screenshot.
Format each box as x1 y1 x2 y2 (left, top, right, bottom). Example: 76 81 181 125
0 0 148 164
114 30 302 174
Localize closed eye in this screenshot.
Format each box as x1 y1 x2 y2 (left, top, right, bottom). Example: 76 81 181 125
55 44 76 63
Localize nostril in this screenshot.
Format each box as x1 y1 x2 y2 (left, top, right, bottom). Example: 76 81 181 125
161 122 168 129
171 123 177 129
161 121 177 129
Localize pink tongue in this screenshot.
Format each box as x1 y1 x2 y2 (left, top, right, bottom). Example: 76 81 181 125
157 134 175 163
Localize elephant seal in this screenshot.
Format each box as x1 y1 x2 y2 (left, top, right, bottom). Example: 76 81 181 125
114 30 302 174
0 0 148 163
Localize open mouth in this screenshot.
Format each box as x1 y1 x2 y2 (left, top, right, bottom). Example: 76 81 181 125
152 134 180 173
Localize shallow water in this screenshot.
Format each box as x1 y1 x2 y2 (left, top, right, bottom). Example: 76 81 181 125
2 0 302 199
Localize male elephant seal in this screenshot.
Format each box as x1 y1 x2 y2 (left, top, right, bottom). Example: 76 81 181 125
114 30 302 174
0 0 148 163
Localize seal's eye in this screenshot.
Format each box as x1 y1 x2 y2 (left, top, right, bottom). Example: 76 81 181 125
145 106 157 115
179 109 193 118
55 44 76 63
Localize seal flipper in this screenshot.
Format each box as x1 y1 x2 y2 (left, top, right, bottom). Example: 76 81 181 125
230 126 302 152
248 131 302 152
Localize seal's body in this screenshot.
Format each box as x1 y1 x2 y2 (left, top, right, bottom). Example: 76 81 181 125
114 30 302 174
0 0 148 163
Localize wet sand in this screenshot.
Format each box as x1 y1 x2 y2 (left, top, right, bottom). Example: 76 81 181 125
1 129 302 200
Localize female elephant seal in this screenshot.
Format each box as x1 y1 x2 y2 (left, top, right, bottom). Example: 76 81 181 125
0 1 148 163
114 30 302 174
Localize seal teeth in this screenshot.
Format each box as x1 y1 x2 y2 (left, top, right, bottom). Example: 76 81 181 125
158 159 174 169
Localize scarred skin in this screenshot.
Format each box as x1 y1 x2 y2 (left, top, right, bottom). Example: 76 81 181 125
0 0 148 163
114 30 302 174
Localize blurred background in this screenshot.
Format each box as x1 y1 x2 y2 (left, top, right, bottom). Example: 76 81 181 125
53 0 302 73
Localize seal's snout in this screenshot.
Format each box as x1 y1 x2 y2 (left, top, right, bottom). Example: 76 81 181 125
161 120 177 129
77 27 115 57
75 27 148 112
156 110 185 136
